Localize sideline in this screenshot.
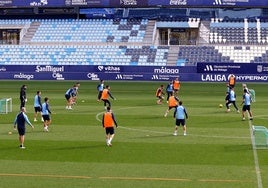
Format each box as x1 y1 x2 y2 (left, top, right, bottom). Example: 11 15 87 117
0 173 252 183
248 118 263 188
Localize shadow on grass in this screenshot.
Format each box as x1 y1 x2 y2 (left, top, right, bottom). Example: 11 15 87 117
51 144 105 150
224 144 252 152
129 134 173 139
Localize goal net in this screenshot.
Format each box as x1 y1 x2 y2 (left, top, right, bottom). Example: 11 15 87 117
0 98 12 114
253 125 268 149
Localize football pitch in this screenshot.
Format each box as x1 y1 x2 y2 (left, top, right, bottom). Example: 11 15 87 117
0 81 267 188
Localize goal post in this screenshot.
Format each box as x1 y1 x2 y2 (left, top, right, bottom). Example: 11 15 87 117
0 98 12 114
249 89 256 102
252 125 268 149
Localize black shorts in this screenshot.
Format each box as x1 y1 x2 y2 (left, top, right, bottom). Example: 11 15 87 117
17 126 25 136
42 115 50 121
98 91 103 99
34 106 42 113
243 105 251 112
168 106 177 110
65 94 71 100
176 119 186 126
20 99 25 108
105 127 115 135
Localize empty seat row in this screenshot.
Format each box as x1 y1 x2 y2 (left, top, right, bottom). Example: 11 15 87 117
31 18 148 43
0 45 168 66
178 45 268 64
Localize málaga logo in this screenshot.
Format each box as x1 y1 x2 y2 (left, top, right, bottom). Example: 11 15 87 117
154 67 179 74
14 73 34 80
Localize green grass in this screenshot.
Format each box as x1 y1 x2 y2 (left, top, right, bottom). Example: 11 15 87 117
0 81 268 188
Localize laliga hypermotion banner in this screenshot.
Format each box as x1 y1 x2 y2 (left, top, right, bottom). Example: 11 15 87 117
197 62 268 82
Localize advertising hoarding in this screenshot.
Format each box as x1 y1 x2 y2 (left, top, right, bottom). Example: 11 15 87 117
0 65 267 82
197 63 268 74
1 0 268 7
148 0 268 7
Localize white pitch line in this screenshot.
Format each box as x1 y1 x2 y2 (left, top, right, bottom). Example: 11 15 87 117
95 107 143 124
95 108 250 139
0 173 92 179
95 111 105 123
97 108 264 187
119 126 249 139
0 173 251 183
248 116 263 188
252 115 268 120
119 126 170 135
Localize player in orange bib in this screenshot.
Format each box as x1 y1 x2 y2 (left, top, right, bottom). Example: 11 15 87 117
102 107 118 146
173 77 181 96
101 85 115 109
164 92 179 117
228 74 236 88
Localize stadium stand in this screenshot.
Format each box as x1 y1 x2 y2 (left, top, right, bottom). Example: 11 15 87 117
1 8 268 66
31 18 148 43
0 44 168 66
209 17 268 44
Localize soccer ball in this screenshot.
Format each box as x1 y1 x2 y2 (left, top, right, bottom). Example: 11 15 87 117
219 104 223 108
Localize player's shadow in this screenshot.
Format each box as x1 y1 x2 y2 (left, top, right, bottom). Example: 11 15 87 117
52 144 105 150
